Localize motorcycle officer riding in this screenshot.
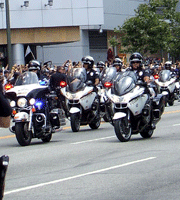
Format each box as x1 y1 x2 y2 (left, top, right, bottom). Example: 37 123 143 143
129 52 157 128
128 52 151 83
28 60 41 79
82 56 100 87
113 58 123 73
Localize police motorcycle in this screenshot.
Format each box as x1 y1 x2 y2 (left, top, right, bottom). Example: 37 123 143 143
154 69 177 106
99 66 117 122
104 71 165 142
5 71 66 146
60 67 101 132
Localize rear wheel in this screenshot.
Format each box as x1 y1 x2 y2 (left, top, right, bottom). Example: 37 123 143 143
140 129 154 138
15 122 32 146
114 119 131 142
89 116 101 129
71 113 80 132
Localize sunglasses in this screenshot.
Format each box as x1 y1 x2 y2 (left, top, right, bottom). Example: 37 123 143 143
131 61 140 64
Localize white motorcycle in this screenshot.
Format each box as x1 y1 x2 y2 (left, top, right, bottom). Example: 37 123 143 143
99 67 117 122
61 68 101 132
105 71 165 142
6 72 66 146
154 70 177 106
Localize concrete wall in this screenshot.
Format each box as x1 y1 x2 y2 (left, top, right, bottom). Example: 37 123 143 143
37 29 90 65
0 0 104 29
41 0 143 64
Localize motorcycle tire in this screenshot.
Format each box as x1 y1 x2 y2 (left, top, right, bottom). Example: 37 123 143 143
89 116 101 129
103 113 111 122
140 129 154 138
168 100 174 106
15 122 32 146
114 119 131 142
71 113 80 132
41 134 52 143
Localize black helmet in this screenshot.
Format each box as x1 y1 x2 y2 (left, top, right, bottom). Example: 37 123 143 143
113 58 123 67
130 52 143 64
82 56 94 69
28 60 41 71
97 61 105 68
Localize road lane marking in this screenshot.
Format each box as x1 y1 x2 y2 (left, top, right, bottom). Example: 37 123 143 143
71 136 116 144
173 124 180 126
0 135 15 139
163 110 180 114
5 156 156 195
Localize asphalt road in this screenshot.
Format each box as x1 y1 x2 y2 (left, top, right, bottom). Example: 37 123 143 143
1 101 180 200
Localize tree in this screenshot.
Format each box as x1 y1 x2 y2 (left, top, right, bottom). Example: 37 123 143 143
111 0 180 58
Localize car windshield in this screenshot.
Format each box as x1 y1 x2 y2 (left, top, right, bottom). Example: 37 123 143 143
15 72 39 86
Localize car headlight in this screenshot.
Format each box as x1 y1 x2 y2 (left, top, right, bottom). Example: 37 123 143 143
10 100 16 107
17 98 27 108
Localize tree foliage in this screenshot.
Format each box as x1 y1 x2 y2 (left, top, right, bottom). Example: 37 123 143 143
112 0 180 58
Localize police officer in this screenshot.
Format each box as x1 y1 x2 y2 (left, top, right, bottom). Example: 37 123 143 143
82 56 99 86
28 60 41 79
113 58 123 72
49 66 66 91
97 61 105 73
129 52 151 83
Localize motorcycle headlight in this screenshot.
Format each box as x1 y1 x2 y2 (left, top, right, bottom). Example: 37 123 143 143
29 98 35 105
10 100 16 107
17 98 27 108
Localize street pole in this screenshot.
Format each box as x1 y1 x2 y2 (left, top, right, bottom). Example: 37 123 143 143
5 0 12 70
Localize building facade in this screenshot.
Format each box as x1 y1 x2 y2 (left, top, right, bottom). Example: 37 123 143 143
1 0 177 66
41 0 146 65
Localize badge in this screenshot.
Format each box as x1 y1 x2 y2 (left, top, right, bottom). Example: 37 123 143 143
90 72 94 76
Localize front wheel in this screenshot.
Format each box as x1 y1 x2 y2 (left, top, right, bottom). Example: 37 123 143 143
70 113 80 132
41 134 52 143
140 129 154 138
103 113 111 122
15 122 32 146
168 99 174 106
114 119 131 142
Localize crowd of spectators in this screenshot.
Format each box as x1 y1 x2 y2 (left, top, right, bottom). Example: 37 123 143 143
0 56 180 89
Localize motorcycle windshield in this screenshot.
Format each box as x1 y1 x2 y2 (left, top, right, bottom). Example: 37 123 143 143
67 68 87 92
114 71 137 96
15 72 39 86
159 70 171 82
100 67 117 85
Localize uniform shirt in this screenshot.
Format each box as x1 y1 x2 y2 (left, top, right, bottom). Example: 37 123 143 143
127 67 151 82
86 68 99 85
